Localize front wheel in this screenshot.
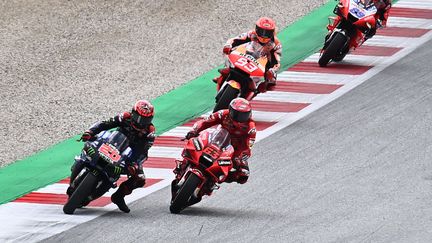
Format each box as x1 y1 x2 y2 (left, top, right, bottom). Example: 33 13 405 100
170 173 201 214
63 173 98 214
319 32 348 67
213 84 239 112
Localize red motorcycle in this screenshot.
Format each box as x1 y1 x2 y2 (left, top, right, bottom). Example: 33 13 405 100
214 43 268 112
170 126 235 214
319 0 378 67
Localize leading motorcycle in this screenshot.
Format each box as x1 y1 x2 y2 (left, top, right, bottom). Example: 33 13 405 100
63 131 131 214
170 126 235 214
319 0 378 67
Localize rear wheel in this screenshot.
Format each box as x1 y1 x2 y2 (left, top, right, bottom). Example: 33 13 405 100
213 84 239 112
318 32 348 67
63 173 98 214
170 173 201 214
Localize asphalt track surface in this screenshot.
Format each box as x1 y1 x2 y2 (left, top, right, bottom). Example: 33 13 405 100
43 39 432 242
0 0 326 167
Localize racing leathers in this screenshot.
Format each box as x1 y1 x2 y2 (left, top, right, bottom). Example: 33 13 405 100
69 111 155 213
182 109 256 184
366 0 392 39
214 30 282 93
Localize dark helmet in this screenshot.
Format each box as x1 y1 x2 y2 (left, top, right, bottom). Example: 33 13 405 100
255 17 276 44
229 98 252 123
131 100 154 130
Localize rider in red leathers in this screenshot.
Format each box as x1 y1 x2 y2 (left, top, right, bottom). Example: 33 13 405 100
365 0 392 39
213 17 282 93
69 100 156 213
181 98 256 184
179 98 256 185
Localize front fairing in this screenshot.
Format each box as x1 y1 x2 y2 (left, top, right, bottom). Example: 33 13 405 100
228 43 267 78
348 0 377 27
181 127 234 181
78 131 132 182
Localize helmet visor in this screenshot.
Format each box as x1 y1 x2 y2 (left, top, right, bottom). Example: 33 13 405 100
256 26 274 39
131 110 153 128
229 109 251 123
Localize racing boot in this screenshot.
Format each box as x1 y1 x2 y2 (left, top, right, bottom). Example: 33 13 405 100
111 189 130 213
212 68 230 91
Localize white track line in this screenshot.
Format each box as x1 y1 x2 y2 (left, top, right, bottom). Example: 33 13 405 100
255 91 324 104
388 17 432 29
305 53 386 66
148 146 182 158
365 35 421 47
395 0 432 10
277 71 355 85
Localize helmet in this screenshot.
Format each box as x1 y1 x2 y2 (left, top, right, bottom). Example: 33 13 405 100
229 98 252 123
255 17 276 44
131 100 154 129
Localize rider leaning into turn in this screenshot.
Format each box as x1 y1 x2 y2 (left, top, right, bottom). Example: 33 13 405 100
179 98 256 187
213 17 282 93
366 0 392 39
69 100 156 213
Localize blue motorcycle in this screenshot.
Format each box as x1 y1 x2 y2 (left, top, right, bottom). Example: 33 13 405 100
63 131 132 214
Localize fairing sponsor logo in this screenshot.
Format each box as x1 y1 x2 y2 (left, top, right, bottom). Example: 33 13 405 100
218 160 232 166
192 138 202 151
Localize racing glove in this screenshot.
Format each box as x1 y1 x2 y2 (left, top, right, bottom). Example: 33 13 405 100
265 68 277 85
223 44 232 55
185 130 199 140
80 130 94 142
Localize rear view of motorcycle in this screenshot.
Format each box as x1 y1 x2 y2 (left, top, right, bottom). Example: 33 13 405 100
319 0 378 67
63 131 131 214
170 127 235 214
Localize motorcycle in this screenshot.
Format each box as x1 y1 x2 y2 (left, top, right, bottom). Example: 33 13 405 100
318 0 378 67
63 131 132 214
214 42 268 112
170 126 235 214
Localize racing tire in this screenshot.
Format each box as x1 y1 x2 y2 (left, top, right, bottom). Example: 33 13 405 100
63 173 98 214
213 84 239 112
169 173 201 214
318 32 348 67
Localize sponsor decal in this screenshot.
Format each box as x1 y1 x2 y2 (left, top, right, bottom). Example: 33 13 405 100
218 160 231 166
248 127 256 135
193 138 202 151
98 143 121 163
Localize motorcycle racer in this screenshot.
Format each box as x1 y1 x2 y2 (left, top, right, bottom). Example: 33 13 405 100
213 17 282 93
365 0 392 39
180 98 256 185
68 100 156 213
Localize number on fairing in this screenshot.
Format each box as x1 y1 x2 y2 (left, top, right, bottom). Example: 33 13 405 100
98 143 121 163
234 57 258 73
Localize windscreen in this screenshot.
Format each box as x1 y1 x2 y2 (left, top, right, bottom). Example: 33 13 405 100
106 131 129 152
208 127 231 149
359 0 375 8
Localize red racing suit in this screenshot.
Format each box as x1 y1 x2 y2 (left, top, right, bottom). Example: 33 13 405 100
191 110 256 184
215 30 282 92
374 0 392 27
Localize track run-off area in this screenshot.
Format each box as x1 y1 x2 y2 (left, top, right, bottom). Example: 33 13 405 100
1 0 432 242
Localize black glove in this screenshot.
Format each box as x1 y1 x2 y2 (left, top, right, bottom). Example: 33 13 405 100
185 130 198 140
80 130 94 142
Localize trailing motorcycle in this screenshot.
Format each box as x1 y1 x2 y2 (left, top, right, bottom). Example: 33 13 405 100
319 0 378 67
170 126 235 214
214 42 268 112
63 131 131 214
